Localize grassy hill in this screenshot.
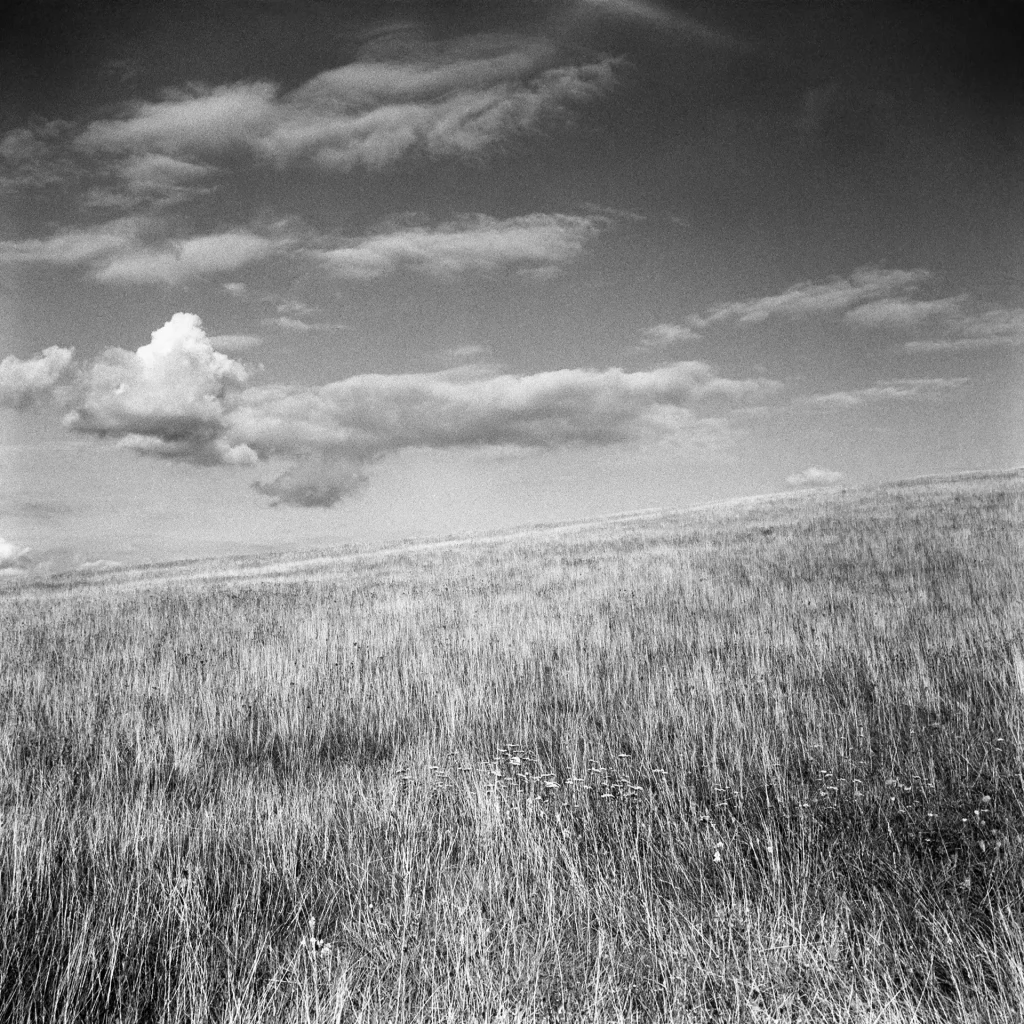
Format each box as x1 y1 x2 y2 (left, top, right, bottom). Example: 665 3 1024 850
2 472 1023 1022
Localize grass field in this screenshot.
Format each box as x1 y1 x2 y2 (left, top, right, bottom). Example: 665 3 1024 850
1 471 1023 1023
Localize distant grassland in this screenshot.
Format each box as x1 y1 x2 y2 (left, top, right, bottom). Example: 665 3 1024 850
2 473 1024 1023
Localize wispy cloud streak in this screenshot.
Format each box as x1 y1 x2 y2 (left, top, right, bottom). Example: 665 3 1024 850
74 35 617 172
692 268 930 327
1 210 604 285
682 267 1024 356
798 377 969 409
317 213 603 278
0 218 289 284
1 31 617 229
844 295 966 328
564 0 741 48
640 323 702 347
904 308 1024 352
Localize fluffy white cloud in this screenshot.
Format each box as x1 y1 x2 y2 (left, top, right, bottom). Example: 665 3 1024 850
64 313 253 465
0 346 75 408
15 312 777 508
785 467 844 488
317 214 602 278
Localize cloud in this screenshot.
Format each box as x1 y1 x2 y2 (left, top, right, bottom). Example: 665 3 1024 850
799 377 969 409
0 218 140 267
845 295 966 328
94 230 279 284
260 300 346 333
684 268 1023 356
0 121 78 191
316 213 603 278
275 298 319 317
566 0 740 47
0 536 30 568
579 202 646 222
907 338 1012 354
77 81 279 157
681 268 1024 357
0 346 75 408
905 307 1024 352
2 209 596 286
15 313 777 508
0 537 30 572
641 322 701 347
268 316 315 331
75 35 618 172
265 316 347 333
253 457 370 508
229 358 775 505
692 267 930 326
62 312 255 466
0 218 286 284
785 467 844 488
85 153 217 210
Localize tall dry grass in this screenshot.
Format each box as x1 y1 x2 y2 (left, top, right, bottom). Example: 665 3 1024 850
1 472 1023 1022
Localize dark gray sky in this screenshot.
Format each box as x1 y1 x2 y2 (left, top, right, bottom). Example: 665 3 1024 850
1 0 1022 569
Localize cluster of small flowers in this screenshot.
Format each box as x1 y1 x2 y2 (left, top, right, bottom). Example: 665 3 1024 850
570 756 647 800
389 748 661 806
482 748 650 802
944 793 1003 851
299 917 340 962
789 766 942 810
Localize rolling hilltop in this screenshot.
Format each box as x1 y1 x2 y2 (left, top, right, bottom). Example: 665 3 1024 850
1 471 1023 1022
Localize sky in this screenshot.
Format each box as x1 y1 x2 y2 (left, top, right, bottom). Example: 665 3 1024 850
1 0 1022 571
